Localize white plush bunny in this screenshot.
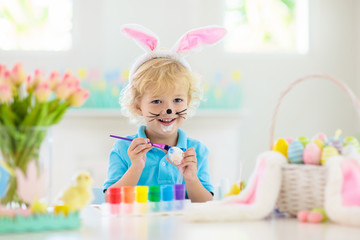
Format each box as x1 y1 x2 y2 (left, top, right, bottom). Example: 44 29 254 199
120 24 227 82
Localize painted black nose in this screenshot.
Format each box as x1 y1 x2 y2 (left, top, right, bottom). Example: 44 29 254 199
166 109 172 114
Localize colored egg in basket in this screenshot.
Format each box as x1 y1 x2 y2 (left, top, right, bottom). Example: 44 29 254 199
342 145 359 158
320 146 339 165
287 140 304 164
298 136 310 147
328 138 343 153
343 136 360 153
303 142 321 165
312 132 328 144
273 138 288 158
328 129 343 153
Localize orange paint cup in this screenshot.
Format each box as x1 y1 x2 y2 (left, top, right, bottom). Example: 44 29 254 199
121 186 135 203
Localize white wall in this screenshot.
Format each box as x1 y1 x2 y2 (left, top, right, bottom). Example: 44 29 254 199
1 0 359 197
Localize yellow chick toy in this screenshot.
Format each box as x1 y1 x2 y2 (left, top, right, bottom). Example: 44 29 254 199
58 171 93 212
30 199 48 214
225 181 246 197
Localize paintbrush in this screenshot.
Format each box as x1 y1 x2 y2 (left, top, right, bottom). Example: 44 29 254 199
109 135 172 151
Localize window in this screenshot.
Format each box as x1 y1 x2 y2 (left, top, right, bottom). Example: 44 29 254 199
0 0 72 51
224 0 308 54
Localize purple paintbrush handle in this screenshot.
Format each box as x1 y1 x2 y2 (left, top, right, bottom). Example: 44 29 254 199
109 135 171 151
109 135 134 142
154 143 171 151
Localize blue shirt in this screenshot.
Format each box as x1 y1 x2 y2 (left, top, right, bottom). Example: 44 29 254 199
103 125 213 195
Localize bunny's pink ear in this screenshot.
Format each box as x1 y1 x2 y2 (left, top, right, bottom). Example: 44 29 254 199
172 26 227 55
121 24 159 52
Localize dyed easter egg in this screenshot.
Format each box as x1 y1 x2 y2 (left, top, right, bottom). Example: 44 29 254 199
168 147 184 165
287 141 304 164
313 139 325 150
303 143 321 165
321 146 339 165
272 138 288 158
342 145 359 158
343 136 360 153
298 136 310 147
328 138 343 153
328 129 343 153
312 132 328 144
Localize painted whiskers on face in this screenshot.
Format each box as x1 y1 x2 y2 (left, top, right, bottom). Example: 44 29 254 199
146 109 188 132
146 108 188 122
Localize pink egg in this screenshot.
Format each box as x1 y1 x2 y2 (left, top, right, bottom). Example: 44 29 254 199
297 210 309 222
307 211 324 223
313 132 328 143
303 143 321 165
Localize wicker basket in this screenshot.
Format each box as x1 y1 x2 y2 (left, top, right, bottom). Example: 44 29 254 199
269 74 360 216
276 165 327 215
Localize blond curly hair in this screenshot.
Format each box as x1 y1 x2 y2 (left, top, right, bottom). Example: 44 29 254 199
120 58 202 125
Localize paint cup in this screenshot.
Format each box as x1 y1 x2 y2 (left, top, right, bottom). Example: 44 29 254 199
173 184 185 211
161 185 173 212
121 186 135 214
148 186 161 212
136 186 148 213
108 187 121 215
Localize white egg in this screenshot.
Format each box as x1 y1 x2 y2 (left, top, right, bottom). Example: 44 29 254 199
168 147 184 165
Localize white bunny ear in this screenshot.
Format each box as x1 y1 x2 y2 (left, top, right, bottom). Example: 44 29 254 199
121 24 159 52
172 26 227 56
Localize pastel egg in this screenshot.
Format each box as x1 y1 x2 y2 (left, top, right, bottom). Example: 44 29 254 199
313 139 325 150
298 136 310 147
303 143 321 165
312 132 328 144
343 136 360 153
272 138 288 158
342 145 359 158
321 146 339 165
287 141 304 164
328 137 343 153
329 129 343 153
168 147 184 165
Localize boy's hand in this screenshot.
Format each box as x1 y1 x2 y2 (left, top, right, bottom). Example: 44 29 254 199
127 137 152 170
178 147 198 180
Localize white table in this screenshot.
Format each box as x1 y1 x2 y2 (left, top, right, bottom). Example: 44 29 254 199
2 206 360 240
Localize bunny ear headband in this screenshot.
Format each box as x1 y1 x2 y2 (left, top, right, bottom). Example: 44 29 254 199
121 24 227 82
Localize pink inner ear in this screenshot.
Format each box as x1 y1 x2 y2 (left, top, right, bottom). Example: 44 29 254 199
341 159 360 206
122 27 158 51
176 27 226 52
234 158 267 205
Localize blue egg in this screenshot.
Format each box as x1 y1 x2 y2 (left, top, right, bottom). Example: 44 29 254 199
287 140 304 164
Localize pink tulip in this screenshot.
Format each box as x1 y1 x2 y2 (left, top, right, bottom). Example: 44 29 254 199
54 73 81 100
47 71 60 90
10 63 26 86
0 83 12 103
0 65 7 79
0 69 11 84
63 73 80 89
67 88 90 107
27 69 43 93
55 81 76 100
35 83 52 103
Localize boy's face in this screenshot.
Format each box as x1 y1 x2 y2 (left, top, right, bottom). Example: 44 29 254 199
136 83 189 137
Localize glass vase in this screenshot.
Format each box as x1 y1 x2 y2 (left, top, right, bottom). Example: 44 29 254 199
0 126 52 208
